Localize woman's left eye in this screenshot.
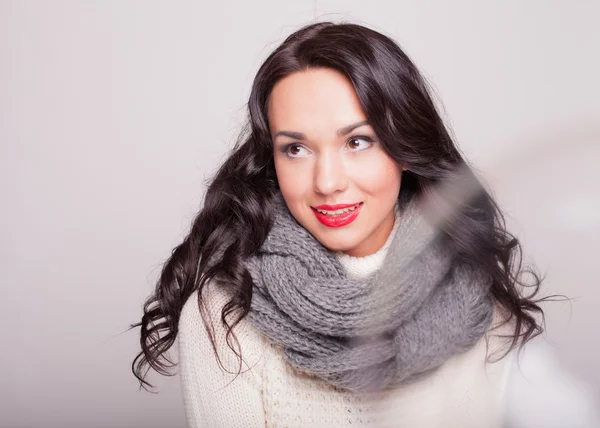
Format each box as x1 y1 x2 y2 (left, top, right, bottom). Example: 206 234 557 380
346 136 375 151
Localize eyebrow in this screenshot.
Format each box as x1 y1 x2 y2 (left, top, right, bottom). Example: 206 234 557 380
273 120 370 141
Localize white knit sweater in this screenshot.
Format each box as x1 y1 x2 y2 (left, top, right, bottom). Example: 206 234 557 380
177 210 599 427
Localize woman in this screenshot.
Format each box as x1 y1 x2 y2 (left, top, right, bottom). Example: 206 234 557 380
131 22 595 427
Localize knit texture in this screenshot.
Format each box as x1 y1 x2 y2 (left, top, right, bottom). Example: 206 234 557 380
177 204 517 427
244 191 494 392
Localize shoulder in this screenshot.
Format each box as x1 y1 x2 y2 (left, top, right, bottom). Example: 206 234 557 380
484 303 519 360
178 278 268 375
502 337 600 427
178 279 270 427
482 304 600 427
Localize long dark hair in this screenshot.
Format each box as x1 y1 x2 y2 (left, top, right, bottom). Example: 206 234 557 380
131 21 547 391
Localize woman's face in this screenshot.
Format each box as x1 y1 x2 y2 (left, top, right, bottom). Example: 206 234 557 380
267 67 404 257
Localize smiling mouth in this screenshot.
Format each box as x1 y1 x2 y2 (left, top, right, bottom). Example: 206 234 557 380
312 202 363 216
311 202 364 227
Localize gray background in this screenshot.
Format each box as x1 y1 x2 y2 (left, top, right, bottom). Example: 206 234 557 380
2 1 599 427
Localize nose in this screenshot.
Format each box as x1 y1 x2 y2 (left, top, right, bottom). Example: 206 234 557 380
313 151 349 196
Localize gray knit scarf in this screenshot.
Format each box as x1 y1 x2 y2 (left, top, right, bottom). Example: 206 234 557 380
242 190 494 393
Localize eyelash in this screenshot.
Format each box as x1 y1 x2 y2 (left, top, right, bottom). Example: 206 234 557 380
280 135 375 158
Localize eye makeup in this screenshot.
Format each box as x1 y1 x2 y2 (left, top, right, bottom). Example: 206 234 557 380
278 135 376 158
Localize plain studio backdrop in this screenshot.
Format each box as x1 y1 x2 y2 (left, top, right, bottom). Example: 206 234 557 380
2 1 599 427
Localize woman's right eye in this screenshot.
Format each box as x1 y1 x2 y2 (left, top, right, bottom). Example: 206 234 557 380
281 144 308 158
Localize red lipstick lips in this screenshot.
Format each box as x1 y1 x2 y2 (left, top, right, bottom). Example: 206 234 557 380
313 202 360 210
311 202 363 227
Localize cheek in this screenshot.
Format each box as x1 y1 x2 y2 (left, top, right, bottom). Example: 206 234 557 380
274 157 309 200
348 153 402 193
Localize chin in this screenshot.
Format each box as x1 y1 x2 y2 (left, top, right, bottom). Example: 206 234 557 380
315 232 360 253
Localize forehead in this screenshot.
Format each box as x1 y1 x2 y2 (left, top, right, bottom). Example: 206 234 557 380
267 68 367 137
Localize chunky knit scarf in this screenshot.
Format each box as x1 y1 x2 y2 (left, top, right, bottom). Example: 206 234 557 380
242 190 494 393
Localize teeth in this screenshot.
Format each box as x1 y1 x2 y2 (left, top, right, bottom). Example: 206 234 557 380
316 204 360 216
